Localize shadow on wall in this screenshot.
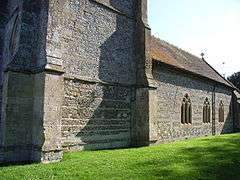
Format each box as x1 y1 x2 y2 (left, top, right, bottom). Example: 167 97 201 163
214 88 235 135
0 0 50 163
232 94 240 131
220 109 232 134
0 0 9 147
220 96 235 134
72 0 139 150
152 61 235 138
237 100 240 130
153 62 215 92
1 0 148 160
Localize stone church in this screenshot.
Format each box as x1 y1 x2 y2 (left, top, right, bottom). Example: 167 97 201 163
0 0 239 163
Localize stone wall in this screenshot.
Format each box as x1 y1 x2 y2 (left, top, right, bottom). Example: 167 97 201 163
6 0 47 71
0 16 4 161
2 71 34 162
233 91 240 131
62 79 132 150
47 0 136 84
215 87 234 135
48 0 138 150
0 0 64 163
0 0 150 163
150 62 234 143
0 0 23 162
0 0 237 164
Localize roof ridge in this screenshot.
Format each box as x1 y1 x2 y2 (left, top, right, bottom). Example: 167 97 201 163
150 35 235 89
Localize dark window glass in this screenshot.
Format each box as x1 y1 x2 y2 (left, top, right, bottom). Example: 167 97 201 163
181 94 192 124
203 98 211 123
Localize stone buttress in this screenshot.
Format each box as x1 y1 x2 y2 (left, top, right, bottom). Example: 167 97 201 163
0 0 152 163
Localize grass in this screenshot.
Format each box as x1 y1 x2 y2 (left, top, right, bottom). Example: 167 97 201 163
1 134 240 180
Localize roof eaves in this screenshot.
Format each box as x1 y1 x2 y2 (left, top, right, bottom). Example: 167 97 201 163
200 57 234 89
152 58 234 89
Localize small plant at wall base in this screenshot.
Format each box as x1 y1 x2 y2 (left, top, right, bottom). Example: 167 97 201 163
228 71 240 89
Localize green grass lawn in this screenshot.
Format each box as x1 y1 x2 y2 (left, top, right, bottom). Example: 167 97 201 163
1 134 240 180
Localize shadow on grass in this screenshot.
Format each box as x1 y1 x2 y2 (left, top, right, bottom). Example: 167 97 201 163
130 135 240 180
1 134 240 180
0 161 35 167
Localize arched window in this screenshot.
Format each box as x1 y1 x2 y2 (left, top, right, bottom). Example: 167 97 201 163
181 94 192 124
219 100 224 122
203 98 211 123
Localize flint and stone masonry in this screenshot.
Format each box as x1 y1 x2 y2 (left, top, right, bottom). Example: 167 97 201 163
149 63 234 143
0 0 239 163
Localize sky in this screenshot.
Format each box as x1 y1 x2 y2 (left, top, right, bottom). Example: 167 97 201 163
148 0 240 77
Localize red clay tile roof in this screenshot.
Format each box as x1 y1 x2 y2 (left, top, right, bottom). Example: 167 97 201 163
150 36 233 88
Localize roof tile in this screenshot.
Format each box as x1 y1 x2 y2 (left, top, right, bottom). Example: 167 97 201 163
150 36 232 87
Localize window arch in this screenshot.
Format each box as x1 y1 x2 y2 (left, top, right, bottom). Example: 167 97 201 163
203 98 211 123
219 100 224 122
181 94 192 124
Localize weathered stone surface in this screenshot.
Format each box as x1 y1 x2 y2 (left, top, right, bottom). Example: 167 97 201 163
0 0 238 164
0 70 63 163
31 72 63 163
93 0 136 17
1 71 34 162
47 0 136 85
233 91 240 131
150 63 234 143
62 79 132 150
215 87 233 134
